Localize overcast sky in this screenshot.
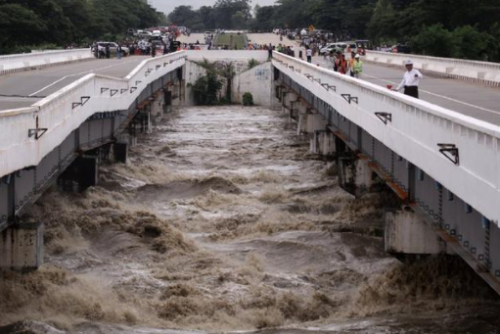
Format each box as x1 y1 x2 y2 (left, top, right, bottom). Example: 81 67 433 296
148 0 277 15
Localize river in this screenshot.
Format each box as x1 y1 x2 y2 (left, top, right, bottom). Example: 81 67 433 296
0 106 499 334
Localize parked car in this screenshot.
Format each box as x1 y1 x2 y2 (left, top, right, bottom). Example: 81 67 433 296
93 42 130 57
356 40 372 55
392 44 411 54
319 42 347 55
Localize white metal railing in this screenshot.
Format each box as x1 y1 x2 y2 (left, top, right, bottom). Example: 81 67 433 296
365 51 500 85
273 51 500 226
0 51 186 179
0 49 94 75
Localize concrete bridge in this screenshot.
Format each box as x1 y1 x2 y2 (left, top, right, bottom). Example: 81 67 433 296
1 47 500 294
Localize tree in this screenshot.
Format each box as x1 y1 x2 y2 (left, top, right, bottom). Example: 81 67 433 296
213 0 252 29
411 24 454 58
452 25 492 60
366 0 396 43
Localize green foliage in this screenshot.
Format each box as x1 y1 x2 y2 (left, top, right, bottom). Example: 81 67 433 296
247 59 260 70
0 0 164 54
169 0 251 30
192 72 223 106
242 92 254 106
452 26 491 60
411 24 455 58
411 24 493 60
215 33 246 49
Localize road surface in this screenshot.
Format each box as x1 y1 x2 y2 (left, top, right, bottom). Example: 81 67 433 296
0 56 149 111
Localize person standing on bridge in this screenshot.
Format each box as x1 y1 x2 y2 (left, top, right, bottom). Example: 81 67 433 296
306 47 313 63
394 60 423 99
352 54 363 78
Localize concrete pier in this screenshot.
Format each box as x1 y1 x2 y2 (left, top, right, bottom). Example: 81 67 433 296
58 155 99 192
0 222 43 271
385 211 449 255
113 142 129 164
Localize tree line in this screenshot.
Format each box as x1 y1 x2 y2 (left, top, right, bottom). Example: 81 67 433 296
169 0 500 61
0 0 167 54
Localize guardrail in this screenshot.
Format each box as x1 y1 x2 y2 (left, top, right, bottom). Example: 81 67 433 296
0 51 186 179
273 51 500 227
0 49 94 75
365 50 500 86
185 50 268 61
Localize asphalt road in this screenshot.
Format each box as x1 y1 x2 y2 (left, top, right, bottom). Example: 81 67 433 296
0 56 149 111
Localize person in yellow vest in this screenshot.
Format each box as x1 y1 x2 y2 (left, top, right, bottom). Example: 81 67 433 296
349 52 356 77
352 54 363 78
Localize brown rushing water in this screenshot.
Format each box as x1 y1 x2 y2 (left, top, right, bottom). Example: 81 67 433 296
1 106 499 334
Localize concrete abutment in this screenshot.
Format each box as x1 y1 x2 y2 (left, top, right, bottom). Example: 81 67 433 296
0 222 43 271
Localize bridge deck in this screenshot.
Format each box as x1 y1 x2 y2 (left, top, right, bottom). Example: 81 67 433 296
0 56 149 111
245 33 500 125
314 56 500 125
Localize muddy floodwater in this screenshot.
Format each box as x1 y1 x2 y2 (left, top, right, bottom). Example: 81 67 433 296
1 106 499 334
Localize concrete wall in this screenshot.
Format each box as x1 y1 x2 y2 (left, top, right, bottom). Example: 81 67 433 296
0 49 93 76
232 62 273 106
184 52 274 107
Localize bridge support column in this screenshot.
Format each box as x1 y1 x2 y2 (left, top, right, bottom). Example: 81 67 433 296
0 222 43 271
150 93 165 124
385 211 449 255
306 113 327 134
337 156 374 196
113 142 128 164
354 158 374 191
282 91 298 114
58 156 99 192
311 130 336 157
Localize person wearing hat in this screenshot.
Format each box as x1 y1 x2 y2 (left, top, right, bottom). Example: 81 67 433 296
394 60 423 98
352 54 363 78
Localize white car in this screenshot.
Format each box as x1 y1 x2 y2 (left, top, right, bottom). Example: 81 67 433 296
320 43 347 55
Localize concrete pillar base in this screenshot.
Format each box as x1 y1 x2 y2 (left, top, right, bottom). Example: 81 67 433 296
283 92 298 111
306 114 327 134
58 156 99 192
385 211 450 255
354 158 374 191
0 222 43 272
151 94 165 124
337 156 375 196
113 143 128 164
297 113 308 135
311 131 337 156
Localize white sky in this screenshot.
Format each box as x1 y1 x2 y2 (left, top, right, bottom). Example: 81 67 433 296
148 0 277 15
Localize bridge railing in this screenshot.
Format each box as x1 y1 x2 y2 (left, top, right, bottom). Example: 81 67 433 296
365 50 500 86
0 49 94 75
273 52 500 226
0 51 187 179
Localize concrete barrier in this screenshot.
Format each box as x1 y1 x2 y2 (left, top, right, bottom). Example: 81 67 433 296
365 51 500 86
273 52 500 227
0 49 94 76
0 51 187 179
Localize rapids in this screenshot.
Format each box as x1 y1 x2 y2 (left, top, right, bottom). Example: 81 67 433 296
0 106 499 334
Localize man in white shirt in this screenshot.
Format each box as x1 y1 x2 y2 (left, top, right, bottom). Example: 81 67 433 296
394 60 423 99
306 48 313 63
